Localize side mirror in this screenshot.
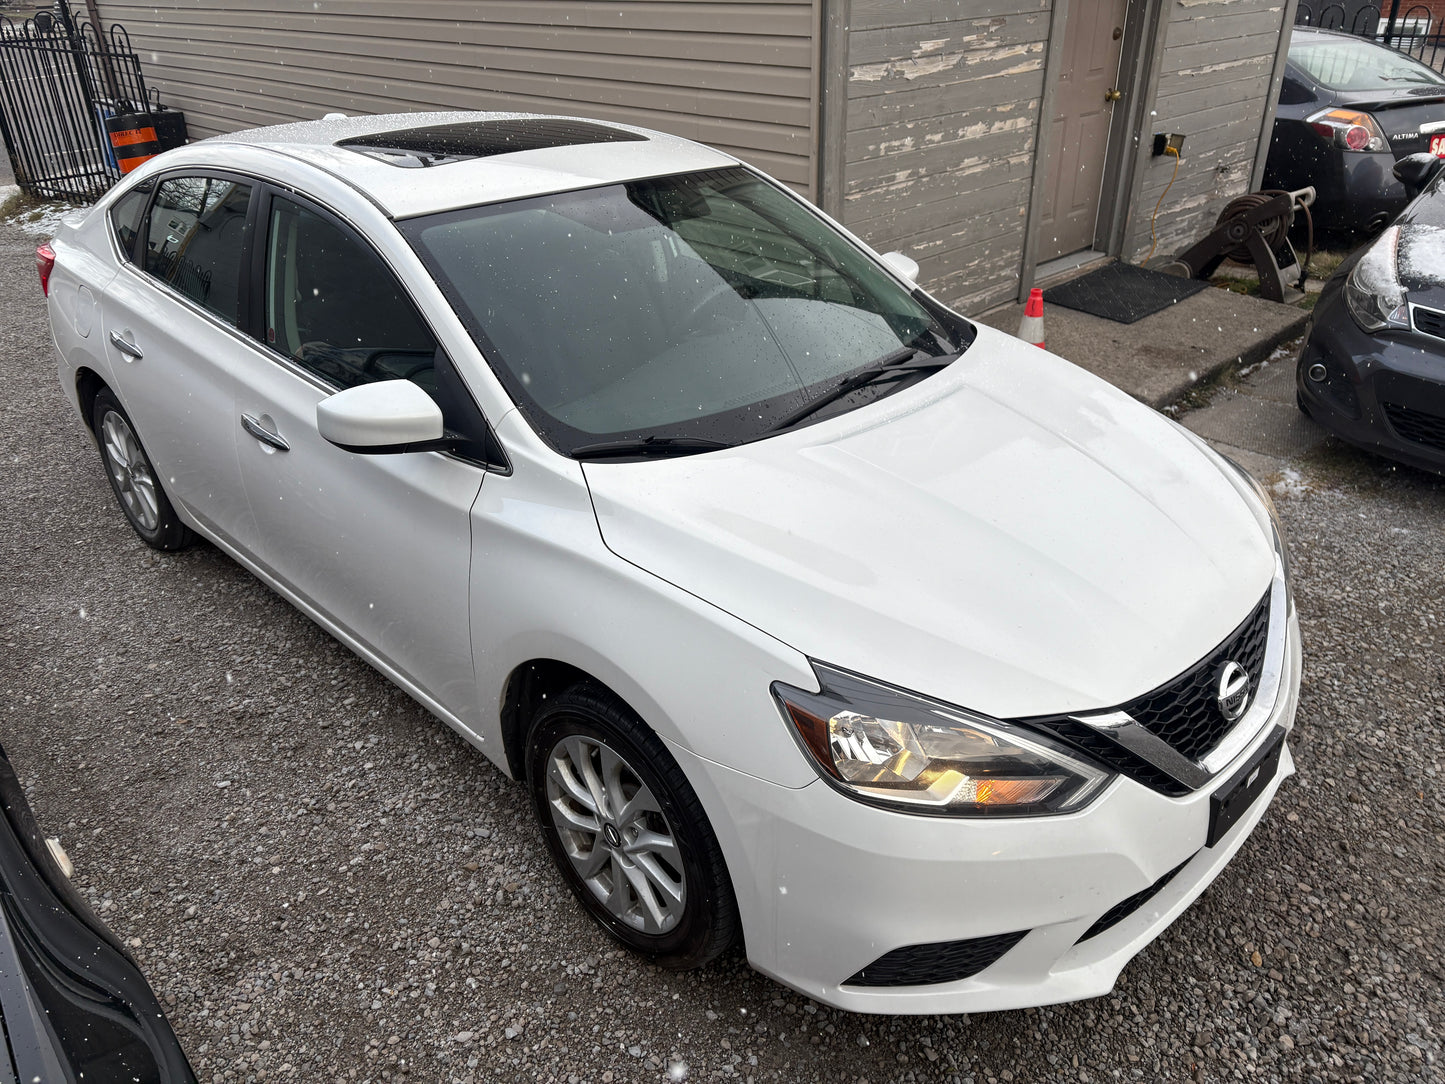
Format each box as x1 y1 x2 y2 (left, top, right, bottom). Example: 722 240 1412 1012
317 379 446 453
1393 152 1445 198
880 251 920 285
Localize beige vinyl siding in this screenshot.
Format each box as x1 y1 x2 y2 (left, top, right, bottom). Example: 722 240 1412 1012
841 2 1051 314
1123 0 1292 263
94 0 821 196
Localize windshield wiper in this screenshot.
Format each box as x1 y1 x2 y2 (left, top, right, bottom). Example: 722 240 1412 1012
570 435 732 460
768 347 956 433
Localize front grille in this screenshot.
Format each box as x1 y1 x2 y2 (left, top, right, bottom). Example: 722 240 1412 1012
1076 855 1195 944
1021 588 1273 793
1120 591 1271 762
1383 400 1445 452
1412 305 1445 340
844 930 1028 988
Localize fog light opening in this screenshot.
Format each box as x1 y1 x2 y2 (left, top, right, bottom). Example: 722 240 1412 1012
1307 363 1328 382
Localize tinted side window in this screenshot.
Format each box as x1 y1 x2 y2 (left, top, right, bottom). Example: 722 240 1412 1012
142 176 253 326
264 197 438 393
1279 72 1314 105
108 182 151 261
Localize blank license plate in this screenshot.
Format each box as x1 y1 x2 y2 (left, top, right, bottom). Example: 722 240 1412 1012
1206 729 1285 847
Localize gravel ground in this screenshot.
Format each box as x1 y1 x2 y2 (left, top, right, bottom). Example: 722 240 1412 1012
2 218 1442 1083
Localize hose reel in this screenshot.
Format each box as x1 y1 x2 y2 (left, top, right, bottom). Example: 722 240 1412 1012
1161 187 1315 303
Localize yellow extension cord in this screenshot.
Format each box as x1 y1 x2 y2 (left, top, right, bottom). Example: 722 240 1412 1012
1144 146 1181 266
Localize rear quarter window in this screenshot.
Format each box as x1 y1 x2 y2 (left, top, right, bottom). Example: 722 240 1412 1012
108 183 151 262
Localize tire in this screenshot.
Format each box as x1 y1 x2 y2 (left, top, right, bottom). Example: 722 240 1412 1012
525 684 739 969
92 388 195 551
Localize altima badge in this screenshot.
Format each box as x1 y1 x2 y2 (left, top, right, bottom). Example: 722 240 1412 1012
1216 661 1252 722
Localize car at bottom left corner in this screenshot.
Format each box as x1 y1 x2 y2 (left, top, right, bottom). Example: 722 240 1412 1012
0 739 195 1082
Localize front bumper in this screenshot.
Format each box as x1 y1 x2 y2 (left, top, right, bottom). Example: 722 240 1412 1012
1298 270 1445 476
673 607 1301 1014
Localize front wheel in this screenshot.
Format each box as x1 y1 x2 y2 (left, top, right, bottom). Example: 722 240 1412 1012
92 389 194 551
525 685 739 969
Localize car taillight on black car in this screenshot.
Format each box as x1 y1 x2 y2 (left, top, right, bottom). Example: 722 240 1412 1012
1308 107 1389 151
35 241 55 296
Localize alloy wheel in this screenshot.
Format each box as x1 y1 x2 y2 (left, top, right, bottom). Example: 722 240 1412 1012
100 410 160 532
544 734 687 935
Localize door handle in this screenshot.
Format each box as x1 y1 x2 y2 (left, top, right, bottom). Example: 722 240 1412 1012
241 413 290 451
1104 88 1122 102
108 330 143 359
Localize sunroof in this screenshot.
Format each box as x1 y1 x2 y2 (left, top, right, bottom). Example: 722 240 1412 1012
337 118 648 167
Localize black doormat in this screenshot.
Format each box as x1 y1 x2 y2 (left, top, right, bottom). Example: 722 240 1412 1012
1045 262 1209 324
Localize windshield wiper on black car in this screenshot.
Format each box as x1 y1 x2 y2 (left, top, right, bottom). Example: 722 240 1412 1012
570 435 732 460
768 347 956 433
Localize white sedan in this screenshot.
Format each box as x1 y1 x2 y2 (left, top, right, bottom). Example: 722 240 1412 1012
40 111 1301 1014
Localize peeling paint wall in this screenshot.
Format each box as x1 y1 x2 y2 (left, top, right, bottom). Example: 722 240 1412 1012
1123 0 1292 265
843 0 1292 314
842 2 1051 314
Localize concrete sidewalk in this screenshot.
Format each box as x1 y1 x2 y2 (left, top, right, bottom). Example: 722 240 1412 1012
977 281 1309 409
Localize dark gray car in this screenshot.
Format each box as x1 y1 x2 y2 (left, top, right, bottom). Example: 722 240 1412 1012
1297 154 1445 472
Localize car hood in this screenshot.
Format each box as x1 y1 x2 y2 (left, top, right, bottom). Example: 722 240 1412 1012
583 324 1275 719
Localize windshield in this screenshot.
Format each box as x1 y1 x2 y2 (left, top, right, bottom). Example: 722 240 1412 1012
401 168 971 455
1291 35 1445 92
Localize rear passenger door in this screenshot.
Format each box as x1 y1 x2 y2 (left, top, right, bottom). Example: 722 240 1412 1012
231 189 487 725
100 172 257 545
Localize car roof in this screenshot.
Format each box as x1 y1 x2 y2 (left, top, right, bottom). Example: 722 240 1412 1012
208 111 740 219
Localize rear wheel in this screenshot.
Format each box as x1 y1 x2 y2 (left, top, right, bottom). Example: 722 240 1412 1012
525 685 739 969
92 389 194 551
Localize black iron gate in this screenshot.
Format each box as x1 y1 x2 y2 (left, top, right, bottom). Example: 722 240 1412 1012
0 2 150 201
1296 3 1445 73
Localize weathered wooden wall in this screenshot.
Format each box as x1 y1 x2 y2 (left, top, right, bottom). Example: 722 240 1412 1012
1122 0 1292 265
93 0 822 197
841 1 1051 314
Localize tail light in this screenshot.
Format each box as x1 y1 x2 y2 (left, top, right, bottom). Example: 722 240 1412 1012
35 241 55 296
1307 108 1388 152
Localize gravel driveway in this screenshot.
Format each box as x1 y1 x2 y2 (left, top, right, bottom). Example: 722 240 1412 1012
1 219 1440 1083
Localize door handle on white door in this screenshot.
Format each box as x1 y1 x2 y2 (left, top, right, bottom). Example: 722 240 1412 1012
241 413 291 451
108 330 143 359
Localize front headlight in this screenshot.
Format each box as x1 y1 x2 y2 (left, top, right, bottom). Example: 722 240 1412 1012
772 664 1113 816
1343 226 1409 333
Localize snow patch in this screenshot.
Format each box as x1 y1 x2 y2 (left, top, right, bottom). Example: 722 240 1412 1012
1353 225 1404 304
1396 223 1445 289
1272 467 1311 500
2 194 83 239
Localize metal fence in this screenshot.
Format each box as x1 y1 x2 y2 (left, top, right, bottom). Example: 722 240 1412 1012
1296 3 1445 72
0 5 150 201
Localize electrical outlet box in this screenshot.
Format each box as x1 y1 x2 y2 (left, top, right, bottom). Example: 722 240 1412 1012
1153 133 1187 157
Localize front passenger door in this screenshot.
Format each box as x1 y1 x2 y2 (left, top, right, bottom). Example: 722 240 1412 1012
232 191 486 727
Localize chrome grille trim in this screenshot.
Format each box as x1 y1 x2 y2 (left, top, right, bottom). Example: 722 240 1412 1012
1070 555 1288 790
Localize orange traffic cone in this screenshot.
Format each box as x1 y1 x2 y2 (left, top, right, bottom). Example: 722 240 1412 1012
1018 288 1045 348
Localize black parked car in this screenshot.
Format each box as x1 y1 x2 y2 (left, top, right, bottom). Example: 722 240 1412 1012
1298 153 1445 473
1266 27 1445 234
0 740 195 1082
